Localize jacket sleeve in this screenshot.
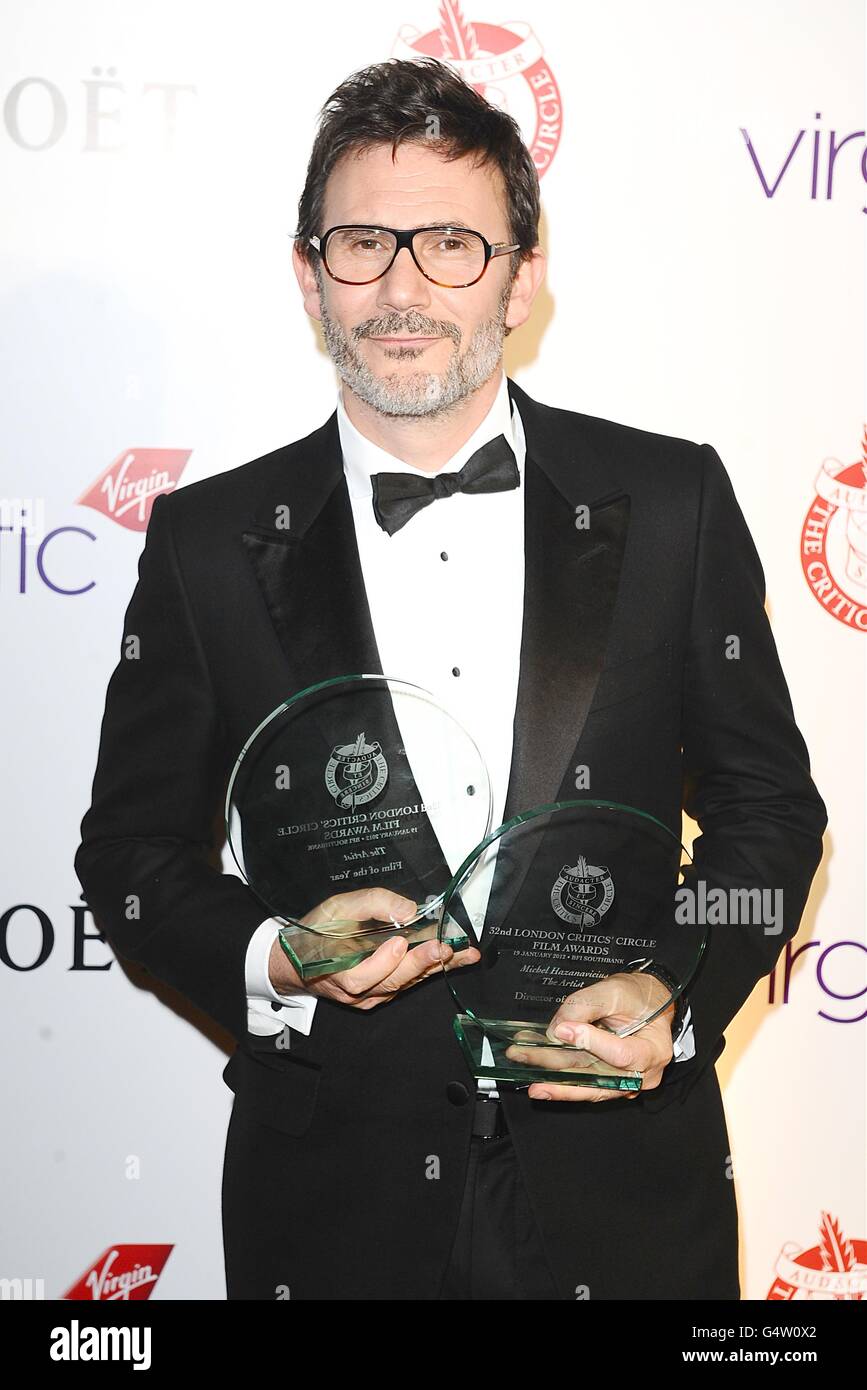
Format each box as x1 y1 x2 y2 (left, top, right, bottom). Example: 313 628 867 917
661 442 827 1105
74 490 269 1044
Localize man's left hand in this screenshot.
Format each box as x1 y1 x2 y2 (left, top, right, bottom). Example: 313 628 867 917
506 971 676 1103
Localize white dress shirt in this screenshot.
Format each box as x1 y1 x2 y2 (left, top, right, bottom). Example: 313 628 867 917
243 371 695 1077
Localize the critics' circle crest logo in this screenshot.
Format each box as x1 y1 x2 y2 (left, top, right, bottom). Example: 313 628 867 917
768 1212 866 1300
551 855 614 927
325 732 388 809
800 429 867 631
392 0 562 177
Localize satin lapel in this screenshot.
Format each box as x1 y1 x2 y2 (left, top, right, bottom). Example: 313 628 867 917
502 378 631 822
240 413 383 691
502 466 631 821
473 380 631 941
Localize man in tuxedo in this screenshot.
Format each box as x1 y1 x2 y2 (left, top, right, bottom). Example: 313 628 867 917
75 57 827 1300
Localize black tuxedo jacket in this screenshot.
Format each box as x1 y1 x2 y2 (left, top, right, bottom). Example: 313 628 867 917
75 376 827 1300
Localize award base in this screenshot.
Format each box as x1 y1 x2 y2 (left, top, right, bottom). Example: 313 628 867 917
453 1014 644 1091
279 918 470 980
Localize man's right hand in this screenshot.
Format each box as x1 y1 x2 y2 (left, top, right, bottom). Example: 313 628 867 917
267 887 480 1009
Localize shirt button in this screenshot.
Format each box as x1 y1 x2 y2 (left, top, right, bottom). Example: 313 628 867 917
451 666 460 677
440 551 449 561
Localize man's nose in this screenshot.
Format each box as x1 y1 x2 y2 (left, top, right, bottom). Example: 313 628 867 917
375 244 433 313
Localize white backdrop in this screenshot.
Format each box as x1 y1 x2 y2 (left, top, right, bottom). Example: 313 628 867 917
1 0 864 1301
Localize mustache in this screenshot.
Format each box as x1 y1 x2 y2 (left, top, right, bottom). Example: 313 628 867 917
355 316 461 344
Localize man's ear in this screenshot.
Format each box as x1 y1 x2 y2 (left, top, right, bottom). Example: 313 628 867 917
505 245 546 334
293 241 323 324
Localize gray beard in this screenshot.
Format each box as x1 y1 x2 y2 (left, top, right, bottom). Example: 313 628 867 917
317 277 512 421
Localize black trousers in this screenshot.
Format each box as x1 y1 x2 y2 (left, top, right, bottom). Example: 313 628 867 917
437 1129 560 1300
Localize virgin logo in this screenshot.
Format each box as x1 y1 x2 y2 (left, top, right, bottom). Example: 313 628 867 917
77 448 191 531
63 1244 173 1301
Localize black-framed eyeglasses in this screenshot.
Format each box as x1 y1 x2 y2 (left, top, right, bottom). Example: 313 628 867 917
298 224 521 288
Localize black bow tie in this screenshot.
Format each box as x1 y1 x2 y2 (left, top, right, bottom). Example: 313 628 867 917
370 433 520 536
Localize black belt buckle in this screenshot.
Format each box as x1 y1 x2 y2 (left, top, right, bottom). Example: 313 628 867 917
472 1094 507 1140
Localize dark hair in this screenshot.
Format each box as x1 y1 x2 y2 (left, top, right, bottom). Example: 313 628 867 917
295 57 540 283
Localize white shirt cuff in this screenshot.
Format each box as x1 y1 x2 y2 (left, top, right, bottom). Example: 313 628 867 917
245 918 318 1037
671 1004 695 1062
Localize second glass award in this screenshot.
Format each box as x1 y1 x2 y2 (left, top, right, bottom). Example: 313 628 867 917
437 799 707 1091
225 674 492 978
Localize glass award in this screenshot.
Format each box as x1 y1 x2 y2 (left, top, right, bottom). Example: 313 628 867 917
437 799 707 1091
225 674 492 979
